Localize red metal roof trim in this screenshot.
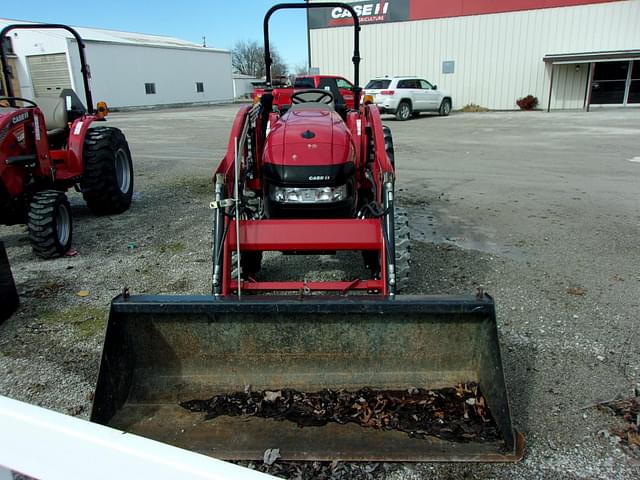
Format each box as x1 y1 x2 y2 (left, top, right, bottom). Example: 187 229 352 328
408 0 623 21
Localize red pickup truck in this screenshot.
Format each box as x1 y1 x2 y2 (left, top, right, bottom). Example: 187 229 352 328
253 75 359 109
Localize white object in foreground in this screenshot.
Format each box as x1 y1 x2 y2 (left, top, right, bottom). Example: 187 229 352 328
0 395 275 480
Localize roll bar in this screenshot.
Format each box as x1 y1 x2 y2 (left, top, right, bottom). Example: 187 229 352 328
263 2 362 110
0 24 94 113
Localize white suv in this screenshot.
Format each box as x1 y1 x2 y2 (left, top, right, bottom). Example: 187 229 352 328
364 77 452 120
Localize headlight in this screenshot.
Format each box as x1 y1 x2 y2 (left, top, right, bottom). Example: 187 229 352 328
270 185 348 204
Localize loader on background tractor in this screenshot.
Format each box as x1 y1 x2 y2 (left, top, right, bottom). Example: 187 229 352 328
0 24 133 258
0 241 18 323
91 3 523 462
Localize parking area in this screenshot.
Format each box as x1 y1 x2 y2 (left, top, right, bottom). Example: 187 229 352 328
1 105 639 478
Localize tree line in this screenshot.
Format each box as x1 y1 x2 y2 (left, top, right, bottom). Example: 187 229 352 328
231 40 291 78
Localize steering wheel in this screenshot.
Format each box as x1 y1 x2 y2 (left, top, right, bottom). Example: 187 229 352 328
291 89 335 105
0 97 38 108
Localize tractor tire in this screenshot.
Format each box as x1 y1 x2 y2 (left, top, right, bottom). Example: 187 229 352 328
395 101 412 121
439 98 452 116
212 217 262 287
231 251 263 281
27 191 72 259
394 207 411 292
382 126 395 166
82 127 134 215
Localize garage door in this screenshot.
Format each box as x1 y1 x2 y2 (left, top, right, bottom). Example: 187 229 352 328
27 53 72 97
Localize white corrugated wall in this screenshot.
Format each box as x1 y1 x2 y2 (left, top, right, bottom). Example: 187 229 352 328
66 40 233 108
309 0 640 109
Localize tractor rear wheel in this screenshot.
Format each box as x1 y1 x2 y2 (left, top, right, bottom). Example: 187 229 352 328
27 191 72 258
82 127 134 215
394 207 411 292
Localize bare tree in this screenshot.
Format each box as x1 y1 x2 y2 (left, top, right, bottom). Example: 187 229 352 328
231 40 288 78
293 63 309 76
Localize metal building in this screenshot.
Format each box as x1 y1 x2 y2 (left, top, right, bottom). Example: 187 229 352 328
1 19 233 109
307 0 640 110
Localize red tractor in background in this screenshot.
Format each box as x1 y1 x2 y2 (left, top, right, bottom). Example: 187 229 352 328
252 74 360 111
0 24 133 258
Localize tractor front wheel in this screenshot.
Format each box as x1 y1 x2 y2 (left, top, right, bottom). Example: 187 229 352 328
82 127 134 215
232 251 263 281
27 191 73 258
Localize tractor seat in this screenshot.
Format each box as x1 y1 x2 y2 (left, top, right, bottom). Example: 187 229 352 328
34 96 68 130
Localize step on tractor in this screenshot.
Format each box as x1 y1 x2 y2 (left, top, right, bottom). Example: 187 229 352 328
0 24 133 258
91 3 523 463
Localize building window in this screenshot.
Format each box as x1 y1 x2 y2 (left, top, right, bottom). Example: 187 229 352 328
196 82 204 93
591 61 628 104
145 83 156 95
442 60 455 74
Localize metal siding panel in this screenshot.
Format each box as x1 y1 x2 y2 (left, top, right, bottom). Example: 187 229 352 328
312 0 638 109
551 63 589 108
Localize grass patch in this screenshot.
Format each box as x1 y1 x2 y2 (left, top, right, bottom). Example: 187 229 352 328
39 305 106 341
158 241 186 254
172 176 213 197
188 180 213 197
31 280 66 299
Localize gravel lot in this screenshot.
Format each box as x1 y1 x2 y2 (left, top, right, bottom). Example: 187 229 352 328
1 105 639 479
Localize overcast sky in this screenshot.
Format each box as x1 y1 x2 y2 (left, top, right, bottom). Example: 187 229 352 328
2 0 310 70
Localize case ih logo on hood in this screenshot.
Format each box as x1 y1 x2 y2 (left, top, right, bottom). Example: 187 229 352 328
12 111 30 124
309 0 409 29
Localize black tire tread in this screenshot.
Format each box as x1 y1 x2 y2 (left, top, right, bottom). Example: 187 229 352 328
382 125 395 166
27 191 72 259
395 101 412 121
395 207 411 292
82 126 133 215
439 98 452 116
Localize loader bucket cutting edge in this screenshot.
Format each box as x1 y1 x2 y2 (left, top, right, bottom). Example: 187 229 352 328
91 294 523 462
0 242 19 323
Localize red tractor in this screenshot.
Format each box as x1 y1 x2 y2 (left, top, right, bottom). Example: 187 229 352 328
91 3 522 463
211 8 408 296
0 24 133 258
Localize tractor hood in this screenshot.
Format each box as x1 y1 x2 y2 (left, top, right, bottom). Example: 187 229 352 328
263 108 355 170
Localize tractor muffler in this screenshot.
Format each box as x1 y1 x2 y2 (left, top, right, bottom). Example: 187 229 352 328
91 294 523 462
0 242 19 323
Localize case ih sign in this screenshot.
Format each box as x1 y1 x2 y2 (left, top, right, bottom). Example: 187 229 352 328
308 0 621 29
309 1 409 28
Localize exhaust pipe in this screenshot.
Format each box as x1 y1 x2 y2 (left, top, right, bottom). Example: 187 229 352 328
91 294 523 462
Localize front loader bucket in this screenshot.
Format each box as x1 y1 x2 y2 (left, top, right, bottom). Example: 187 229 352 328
0 242 19 323
91 295 523 462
